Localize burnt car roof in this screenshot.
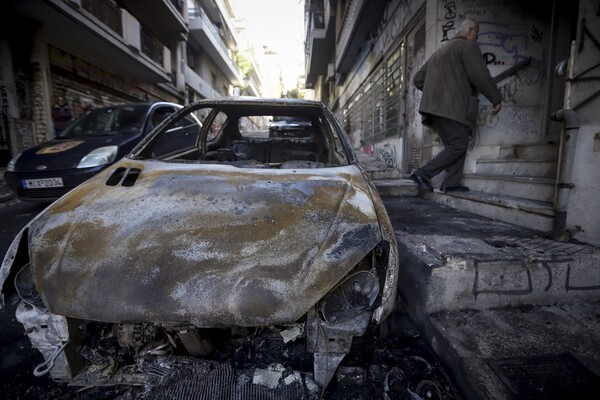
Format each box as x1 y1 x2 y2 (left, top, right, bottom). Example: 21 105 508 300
182 97 326 115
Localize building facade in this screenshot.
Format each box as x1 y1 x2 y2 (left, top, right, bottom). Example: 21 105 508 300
0 0 261 164
305 0 600 246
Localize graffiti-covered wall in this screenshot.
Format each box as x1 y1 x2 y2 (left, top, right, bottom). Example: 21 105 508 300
362 137 404 170
433 0 556 170
337 0 561 173
564 0 600 246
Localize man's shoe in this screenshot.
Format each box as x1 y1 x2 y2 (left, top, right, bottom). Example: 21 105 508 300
409 173 433 192
441 185 470 193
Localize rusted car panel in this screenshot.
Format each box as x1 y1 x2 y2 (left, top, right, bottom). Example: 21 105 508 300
29 160 381 326
0 98 399 391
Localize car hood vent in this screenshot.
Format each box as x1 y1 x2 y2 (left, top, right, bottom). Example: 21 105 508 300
106 167 141 187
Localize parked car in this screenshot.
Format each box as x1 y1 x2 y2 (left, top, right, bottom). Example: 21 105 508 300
4 102 184 202
268 115 313 138
0 98 398 394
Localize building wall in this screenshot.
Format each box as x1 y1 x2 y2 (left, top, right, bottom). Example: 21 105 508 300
563 0 600 245
335 0 425 164
25 41 180 146
335 0 561 173
198 53 231 96
1 0 259 161
328 0 599 244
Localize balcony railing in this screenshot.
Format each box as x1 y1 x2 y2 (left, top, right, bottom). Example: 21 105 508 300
188 6 230 57
141 26 164 65
169 0 184 14
336 0 362 68
82 0 122 36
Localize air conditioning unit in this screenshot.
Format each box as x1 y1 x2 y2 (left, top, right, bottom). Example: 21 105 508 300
327 63 335 80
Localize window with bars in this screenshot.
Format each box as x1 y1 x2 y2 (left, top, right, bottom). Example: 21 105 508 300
340 43 405 146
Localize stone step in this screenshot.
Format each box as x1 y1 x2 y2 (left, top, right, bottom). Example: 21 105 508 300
367 168 403 180
373 179 418 197
498 143 559 160
425 190 554 232
462 173 555 203
390 197 600 317
401 242 600 314
476 159 558 178
355 151 403 180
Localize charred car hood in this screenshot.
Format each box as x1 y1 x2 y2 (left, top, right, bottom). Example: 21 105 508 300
27 160 382 327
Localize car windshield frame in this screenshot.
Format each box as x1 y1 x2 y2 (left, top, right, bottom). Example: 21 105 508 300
129 99 356 166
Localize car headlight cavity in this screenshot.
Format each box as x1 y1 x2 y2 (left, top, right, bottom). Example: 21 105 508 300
14 264 47 312
318 270 380 323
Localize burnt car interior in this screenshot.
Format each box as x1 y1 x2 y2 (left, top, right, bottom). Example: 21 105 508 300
136 103 349 169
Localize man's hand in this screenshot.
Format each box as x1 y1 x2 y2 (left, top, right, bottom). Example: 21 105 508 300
491 102 502 114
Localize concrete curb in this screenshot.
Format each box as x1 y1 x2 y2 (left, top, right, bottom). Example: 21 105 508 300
383 196 600 399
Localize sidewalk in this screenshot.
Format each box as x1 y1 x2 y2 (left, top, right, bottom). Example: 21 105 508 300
382 196 600 400
356 148 600 399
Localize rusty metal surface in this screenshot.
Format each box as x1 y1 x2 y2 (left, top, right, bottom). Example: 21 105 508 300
24 159 383 327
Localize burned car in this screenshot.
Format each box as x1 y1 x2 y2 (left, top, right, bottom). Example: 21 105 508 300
0 98 398 394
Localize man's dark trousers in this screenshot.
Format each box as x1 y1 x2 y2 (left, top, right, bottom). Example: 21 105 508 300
415 115 471 188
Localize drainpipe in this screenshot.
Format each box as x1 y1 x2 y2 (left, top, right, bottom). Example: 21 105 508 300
550 109 580 240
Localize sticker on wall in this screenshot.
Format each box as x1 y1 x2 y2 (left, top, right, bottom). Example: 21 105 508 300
36 141 85 154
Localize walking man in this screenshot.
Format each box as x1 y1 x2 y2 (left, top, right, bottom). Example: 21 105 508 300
411 18 502 192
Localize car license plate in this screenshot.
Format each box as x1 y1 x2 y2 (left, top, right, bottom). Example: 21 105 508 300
23 178 64 189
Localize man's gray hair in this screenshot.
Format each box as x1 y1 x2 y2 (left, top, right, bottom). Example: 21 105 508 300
456 18 479 36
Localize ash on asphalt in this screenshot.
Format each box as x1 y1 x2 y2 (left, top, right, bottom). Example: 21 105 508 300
0 298 462 399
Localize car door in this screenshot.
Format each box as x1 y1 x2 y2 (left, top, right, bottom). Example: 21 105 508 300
149 111 202 158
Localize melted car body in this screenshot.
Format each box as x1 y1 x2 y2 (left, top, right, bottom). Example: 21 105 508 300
1 98 398 391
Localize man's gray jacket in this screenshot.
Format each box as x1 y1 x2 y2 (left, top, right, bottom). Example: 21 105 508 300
413 37 502 128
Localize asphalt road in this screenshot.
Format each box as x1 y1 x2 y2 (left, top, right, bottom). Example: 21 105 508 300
0 199 59 398
0 199 137 399
0 197 462 400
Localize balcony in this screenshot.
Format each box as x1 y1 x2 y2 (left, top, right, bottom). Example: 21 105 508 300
335 0 387 73
81 0 122 35
244 77 259 97
141 26 164 65
184 65 223 99
12 0 172 83
116 0 188 41
305 1 335 88
188 7 243 86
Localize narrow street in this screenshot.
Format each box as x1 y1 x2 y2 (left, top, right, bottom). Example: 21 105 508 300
1 1 599 397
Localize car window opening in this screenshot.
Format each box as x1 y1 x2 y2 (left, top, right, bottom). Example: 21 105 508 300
137 103 349 169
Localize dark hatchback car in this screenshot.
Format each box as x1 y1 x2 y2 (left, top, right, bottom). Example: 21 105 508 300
268 115 312 138
4 102 184 202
